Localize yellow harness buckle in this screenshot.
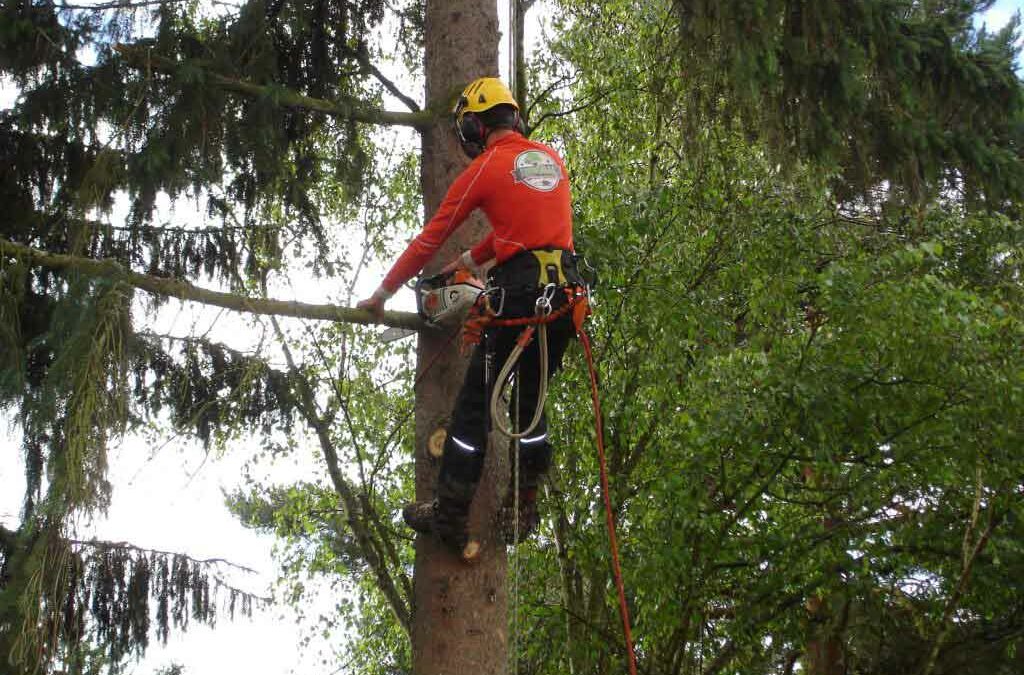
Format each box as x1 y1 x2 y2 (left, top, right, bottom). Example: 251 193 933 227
530 249 567 286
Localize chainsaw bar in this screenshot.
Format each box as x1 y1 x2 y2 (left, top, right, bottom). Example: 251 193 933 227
380 326 417 343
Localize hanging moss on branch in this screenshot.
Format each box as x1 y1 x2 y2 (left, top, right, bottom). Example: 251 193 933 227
1 528 264 675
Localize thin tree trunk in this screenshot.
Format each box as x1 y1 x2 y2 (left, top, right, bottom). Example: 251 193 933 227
411 3 506 675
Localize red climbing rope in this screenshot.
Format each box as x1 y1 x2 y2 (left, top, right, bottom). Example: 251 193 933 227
580 328 639 675
455 281 638 671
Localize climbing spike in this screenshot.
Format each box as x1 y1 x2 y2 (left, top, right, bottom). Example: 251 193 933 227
428 428 447 458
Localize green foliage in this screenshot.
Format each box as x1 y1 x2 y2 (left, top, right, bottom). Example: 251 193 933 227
2 0 1022 673
495 1 1024 673
671 0 1024 204
227 319 417 671
0 0 409 668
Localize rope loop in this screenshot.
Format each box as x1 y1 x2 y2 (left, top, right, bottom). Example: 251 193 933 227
460 285 583 355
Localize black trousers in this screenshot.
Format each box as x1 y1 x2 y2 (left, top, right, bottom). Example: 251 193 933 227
435 289 575 512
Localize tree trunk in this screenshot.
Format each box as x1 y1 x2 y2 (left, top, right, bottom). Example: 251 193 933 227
412 3 506 675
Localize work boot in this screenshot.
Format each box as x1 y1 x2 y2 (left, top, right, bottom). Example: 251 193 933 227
433 496 470 552
501 487 540 544
402 500 437 535
401 497 471 554
503 440 550 545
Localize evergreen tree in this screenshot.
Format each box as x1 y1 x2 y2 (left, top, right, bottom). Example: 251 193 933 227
0 0 426 670
673 0 1024 205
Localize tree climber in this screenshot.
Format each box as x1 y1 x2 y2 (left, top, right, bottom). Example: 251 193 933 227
356 76 581 554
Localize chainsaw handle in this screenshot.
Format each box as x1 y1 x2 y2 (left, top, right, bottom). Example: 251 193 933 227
414 272 452 320
417 272 451 290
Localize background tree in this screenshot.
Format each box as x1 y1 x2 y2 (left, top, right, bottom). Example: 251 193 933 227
500 1 1024 674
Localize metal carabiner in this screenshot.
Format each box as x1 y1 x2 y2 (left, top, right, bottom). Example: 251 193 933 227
485 285 506 317
535 283 557 316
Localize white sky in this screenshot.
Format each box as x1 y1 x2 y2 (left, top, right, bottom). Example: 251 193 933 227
1 1 1019 674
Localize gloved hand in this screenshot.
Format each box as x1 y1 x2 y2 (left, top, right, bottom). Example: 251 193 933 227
356 287 390 317
440 250 476 276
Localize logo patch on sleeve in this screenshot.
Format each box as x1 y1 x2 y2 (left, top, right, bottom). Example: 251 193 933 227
511 150 562 192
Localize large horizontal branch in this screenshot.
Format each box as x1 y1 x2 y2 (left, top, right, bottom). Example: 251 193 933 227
115 44 433 130
0 237 425 331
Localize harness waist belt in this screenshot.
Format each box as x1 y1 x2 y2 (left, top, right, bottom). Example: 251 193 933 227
488 248 582 290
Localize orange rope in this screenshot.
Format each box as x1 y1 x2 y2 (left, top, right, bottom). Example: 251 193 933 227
580 329 639 675
461 292 580 354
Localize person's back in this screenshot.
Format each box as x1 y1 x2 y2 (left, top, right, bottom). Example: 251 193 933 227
357 77 581 560
459 132 573 265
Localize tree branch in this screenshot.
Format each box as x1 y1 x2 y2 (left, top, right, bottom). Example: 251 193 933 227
57 0 234 9
0 236 425 330
267 315 412 633
68 537 259 575
0 523 16 552
115 45 432 129
66 537 273 603
920 487 1005 675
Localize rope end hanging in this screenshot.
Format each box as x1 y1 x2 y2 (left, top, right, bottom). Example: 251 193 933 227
580 329 639 675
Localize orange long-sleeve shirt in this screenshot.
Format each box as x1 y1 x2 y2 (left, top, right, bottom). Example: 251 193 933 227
380 132 574 294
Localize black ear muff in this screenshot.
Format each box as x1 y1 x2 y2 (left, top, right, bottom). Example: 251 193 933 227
457 112 487 159
459 112 486 145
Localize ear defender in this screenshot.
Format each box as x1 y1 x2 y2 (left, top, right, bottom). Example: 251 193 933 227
459 112 486 144
452 78 521 158
455 110 486 159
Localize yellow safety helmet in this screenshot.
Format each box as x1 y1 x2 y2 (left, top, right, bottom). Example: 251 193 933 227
453 77 520 158
454 77 519 118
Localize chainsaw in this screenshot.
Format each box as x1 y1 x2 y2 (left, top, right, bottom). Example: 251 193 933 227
416 270 485 325
380 270 485 342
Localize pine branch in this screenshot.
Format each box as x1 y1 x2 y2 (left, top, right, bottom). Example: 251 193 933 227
337 43 420 113
68 537 260 575
87 220 287 236
55 0 206 9
0 523 15 551
115 44 433 129
0 236 425 330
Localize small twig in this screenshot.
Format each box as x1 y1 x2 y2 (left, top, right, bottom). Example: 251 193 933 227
531 97 606 131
